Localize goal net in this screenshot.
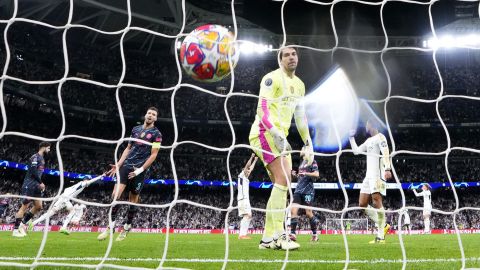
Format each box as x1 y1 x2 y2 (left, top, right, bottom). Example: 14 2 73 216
0 0 479 269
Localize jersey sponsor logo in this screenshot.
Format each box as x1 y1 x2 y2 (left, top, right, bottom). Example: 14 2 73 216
265 78 272 86
146 133 152 139
140 132 146 138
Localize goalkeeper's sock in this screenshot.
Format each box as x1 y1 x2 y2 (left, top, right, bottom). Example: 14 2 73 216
424 218 430 232
110 205 119 224
290 217 298 235
365 205 379 224
376 207 386 239
309 216 319 235
239 216 251 236
270 184 288 238
14 218 22 229
126 205 137 225
262 193 274 242
22 211 34 225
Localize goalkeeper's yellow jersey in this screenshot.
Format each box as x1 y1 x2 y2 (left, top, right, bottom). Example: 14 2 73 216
249 68 306 137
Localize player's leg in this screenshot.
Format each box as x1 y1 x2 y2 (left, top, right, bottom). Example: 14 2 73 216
371 192 387 241
423 211 431 233
305 203 319 242
238 199 252 239
60 201 74 234
20 199 43 233
32 199 64 227
359 192 378 225
116 171 145 242
289 200 300 241
98 169 127 241
12 202 30 237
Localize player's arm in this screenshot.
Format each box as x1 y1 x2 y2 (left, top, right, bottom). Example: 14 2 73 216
107 144 132 177
128 133 162 179
379 134 392 180
257 76 289 151
349 137 367 155
301 161 319 178
84 174 106 187
413 189 424 197
294 98 314 165
29 156 45 189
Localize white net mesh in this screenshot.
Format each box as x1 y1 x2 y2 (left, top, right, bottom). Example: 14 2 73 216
0 0 479 269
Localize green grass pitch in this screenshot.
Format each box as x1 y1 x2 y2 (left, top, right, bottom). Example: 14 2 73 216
0 232 479 269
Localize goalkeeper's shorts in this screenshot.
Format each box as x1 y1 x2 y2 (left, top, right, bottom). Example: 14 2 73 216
249 128 291 169
360 177 386 196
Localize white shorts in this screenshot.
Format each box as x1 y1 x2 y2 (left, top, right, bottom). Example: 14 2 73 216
423 208 432 216
360 177 386 196
70 215 82 225
51 199 73 213
238 199 252 217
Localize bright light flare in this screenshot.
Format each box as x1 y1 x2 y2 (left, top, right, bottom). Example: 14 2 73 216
305 68 359 151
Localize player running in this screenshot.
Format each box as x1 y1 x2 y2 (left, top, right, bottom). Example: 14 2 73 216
29 174 104 234
413 184 432 233
12 142 51 237
98 107 162 241
349 120 392 244
290 146 320 242
237 154 258 240
249 46 314 251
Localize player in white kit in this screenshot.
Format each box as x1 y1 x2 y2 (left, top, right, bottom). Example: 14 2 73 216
413 184 432 233
29 174 104 234
400 208 411 235
349 120 392 244
60 203 87 234
237 154 258 239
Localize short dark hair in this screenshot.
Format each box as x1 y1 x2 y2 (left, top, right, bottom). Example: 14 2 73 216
279 46 297 60
147 107 158 114
39 142 51 149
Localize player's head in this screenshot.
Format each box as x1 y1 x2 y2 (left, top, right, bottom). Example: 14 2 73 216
39 141 51 154
279 47 298 73
144 107 158 125
422 184 431 191
365 119 379 136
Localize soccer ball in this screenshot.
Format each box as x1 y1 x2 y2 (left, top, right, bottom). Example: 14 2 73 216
179 24 239 83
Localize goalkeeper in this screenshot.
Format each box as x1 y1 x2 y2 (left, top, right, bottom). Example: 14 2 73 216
249 46 314 251
30 174 104 234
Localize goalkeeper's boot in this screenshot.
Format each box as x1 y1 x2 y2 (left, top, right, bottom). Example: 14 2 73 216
258 239 277 250
115 224 131 242
18 223 28 236
27 220 34 232
274 234 300 251
310 234 319 242
97 227 111 241
12 229 26 238
383 223 391 237
368 237 385 244
59 227 70 235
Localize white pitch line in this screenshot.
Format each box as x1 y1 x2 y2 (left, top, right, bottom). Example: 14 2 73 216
0 257 480 264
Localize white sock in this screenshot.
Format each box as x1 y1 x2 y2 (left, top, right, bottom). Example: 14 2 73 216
239 216 251 236
424 218 430 232
32 211 54 226
377 207 385 239
61 210 75 229
365 205 379 224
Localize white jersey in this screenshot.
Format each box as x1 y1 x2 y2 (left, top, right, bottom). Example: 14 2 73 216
402 210 411 225
73 204 86 217
414 189 432 209
237 171 250 201
350 133 390 179
62 175 102 199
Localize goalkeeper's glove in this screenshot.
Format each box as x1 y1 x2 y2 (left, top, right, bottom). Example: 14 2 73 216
269 126 291 153
304 140 314 166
